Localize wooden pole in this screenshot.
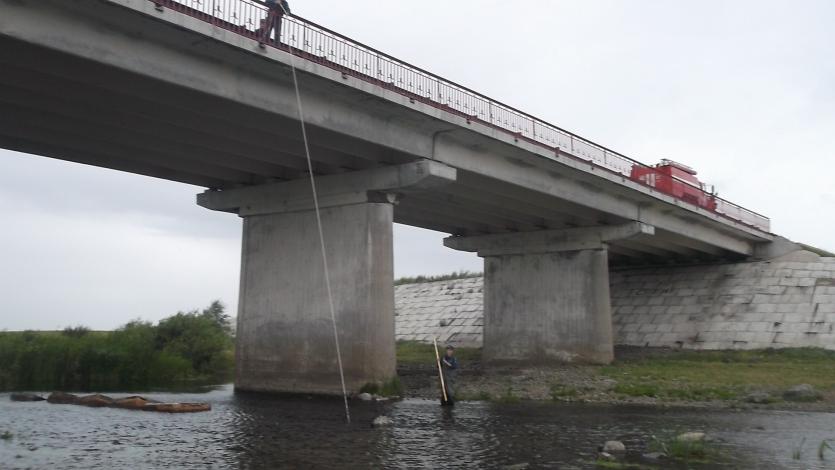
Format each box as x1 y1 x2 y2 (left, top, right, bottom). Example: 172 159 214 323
433 337 448 403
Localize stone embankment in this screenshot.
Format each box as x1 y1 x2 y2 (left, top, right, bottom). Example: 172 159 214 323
396 251 835 350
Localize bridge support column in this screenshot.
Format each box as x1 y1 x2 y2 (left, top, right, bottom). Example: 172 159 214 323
198 160 456 395
445 223 654 365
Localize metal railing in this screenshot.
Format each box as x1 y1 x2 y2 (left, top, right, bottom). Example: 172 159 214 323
151 0 771 233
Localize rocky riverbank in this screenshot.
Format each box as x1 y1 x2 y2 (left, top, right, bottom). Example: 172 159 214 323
396 344 835 412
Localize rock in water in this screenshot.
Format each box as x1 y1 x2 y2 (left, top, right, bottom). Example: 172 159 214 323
744 391 773 404
602 440 626 453
501 463 530 470
676 432 706 443
10 393 45 402
77 394 114 407
372 416 392 427
642 452 667 461
47 392 79 404
783 384 822 402
357 393 373 401
597 452 616 462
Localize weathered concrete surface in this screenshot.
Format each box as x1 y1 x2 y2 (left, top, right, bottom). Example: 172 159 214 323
482 249 614 365
442 224 647 365
202 161 454 395
394 251 835 352
235 202 396 394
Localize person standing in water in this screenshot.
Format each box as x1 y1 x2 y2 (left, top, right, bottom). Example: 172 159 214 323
441 345 459 405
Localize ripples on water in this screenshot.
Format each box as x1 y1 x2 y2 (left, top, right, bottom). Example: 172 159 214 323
1 385 833 469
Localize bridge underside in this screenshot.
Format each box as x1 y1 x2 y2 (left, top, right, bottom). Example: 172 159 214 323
0 35 751 266
0 0 779 393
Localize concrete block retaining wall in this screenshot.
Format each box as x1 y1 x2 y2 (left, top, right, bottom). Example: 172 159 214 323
394 252 835 350
394 277 483 347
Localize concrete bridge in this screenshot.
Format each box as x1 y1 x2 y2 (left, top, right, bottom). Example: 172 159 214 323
0 0 784 394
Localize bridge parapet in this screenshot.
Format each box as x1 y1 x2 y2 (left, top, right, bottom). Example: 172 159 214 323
153 0 770 232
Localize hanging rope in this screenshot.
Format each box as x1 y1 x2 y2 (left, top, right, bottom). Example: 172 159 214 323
277 3 351 424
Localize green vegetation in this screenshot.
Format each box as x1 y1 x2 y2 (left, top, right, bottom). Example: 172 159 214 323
594 461 651 469
602 348 835 401
550 383 580 400
359 376 404 397
647 434 717 466
394 271 482 286
496 386 520 403
819 440 835 460
0 301 234 391
395 340 481 366
793 438 806 460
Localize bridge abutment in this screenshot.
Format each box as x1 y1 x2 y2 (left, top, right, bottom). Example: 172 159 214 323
444 223 654 365
198 160 456 395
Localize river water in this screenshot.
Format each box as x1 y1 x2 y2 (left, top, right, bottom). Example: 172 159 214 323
1 384 833 469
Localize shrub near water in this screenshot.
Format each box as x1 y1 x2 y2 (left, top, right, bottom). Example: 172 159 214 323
0 301 234 391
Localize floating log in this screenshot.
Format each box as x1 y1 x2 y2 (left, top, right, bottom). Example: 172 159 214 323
41 392 210 413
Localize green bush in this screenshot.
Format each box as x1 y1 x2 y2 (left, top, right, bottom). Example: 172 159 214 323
0 301 234 391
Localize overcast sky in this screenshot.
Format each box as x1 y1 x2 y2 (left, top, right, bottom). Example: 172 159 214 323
1 0 833 330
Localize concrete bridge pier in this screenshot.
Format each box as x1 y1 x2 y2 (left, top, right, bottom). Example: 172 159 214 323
445 223 654 365
198 160 456 395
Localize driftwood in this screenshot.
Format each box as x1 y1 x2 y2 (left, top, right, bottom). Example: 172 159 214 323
40 392 210 413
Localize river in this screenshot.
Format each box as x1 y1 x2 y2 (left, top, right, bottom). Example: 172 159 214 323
1 385 833 469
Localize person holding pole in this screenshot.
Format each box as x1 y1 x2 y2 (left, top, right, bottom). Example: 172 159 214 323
442 345 459 405
434 338 459 406
260 0 290 44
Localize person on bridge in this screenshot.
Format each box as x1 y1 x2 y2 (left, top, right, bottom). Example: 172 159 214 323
261 0 290 44
441 345 459 406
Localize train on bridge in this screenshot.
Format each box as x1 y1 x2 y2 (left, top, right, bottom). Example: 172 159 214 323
629 159 717 211
627 159 768 232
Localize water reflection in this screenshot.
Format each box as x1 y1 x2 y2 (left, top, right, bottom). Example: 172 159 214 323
0 385 832 469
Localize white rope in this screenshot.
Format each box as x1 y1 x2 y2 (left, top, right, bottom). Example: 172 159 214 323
277 4 351 424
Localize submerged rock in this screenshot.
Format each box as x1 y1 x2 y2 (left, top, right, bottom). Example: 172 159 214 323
642 451 667 461
501 463 530 470
597 452 616 461
47 392 79 404
744 391 774 404
602 440 626 453
676 432 706 443
783 384 822 402
371 415 392 427
10 393 45 402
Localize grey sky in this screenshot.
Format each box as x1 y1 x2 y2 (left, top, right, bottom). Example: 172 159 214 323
1 0 833 330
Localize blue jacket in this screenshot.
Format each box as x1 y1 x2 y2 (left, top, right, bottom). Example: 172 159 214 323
442 355 459 371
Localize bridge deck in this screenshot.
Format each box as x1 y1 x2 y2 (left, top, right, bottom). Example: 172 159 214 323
0 0 773 264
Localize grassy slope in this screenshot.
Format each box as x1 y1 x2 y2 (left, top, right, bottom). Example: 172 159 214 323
397 342 835 404
601 348 835 401
396 340 481 366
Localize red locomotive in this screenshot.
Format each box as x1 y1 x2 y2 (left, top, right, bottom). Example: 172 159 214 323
629 159 717 211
